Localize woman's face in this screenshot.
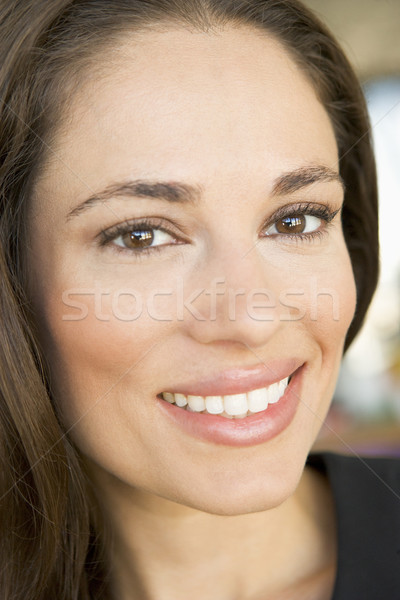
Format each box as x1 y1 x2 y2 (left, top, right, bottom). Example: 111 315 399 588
29 26 356 514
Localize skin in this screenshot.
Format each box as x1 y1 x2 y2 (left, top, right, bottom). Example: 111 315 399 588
28 26 356 600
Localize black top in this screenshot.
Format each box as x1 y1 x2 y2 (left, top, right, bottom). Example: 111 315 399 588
307 452 400 599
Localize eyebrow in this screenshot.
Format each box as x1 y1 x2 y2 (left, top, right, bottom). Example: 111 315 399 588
66 165 344 221
271 165 344 196
66 181 202 220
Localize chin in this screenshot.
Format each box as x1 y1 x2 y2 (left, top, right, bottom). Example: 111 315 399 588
158 445 309 517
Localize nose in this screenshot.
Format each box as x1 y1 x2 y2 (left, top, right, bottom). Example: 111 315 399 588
181 242 284 349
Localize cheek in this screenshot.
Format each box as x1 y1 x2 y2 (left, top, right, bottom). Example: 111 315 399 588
308 252 356 351
277 245 357 347
272 247 356 444
35 284 174 424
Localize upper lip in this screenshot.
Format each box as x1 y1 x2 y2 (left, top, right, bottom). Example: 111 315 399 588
159 358 304 397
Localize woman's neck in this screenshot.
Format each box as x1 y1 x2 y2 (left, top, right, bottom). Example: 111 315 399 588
90 466 336 600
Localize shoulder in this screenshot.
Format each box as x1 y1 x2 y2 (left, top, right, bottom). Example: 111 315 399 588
308 450 400 497
307 452 400 599
307 451 400 536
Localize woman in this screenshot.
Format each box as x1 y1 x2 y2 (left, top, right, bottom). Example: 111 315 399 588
0 1 398 598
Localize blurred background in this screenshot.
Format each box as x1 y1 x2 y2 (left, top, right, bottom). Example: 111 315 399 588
302 0 400 456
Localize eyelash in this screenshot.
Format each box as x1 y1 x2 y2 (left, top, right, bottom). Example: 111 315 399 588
98 202 340 257
261 202 340 242
98 217 181 258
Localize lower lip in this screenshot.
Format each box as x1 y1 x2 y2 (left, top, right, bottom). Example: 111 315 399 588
157 367 304 447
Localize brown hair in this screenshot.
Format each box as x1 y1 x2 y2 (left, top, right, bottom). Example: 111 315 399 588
0 1 378 598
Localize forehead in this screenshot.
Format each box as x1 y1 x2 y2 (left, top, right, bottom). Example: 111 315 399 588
36 26 338 203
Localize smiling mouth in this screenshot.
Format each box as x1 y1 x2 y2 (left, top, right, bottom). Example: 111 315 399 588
159 376 290 419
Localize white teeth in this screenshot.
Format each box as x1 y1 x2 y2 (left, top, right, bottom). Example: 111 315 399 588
163 392 175 404
223 393 248 416
205 396 224 414
247 387 269 413
267 382 281 404
267 378 289 404
161 376 289 418
175 393 187 407
220 411 234 419
187 395 205 412
279 378 288 395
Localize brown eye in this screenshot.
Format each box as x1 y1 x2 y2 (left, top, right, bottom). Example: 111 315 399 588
275 215 306 234
112 225 176 251
121 228 154 249
264 214 322 237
